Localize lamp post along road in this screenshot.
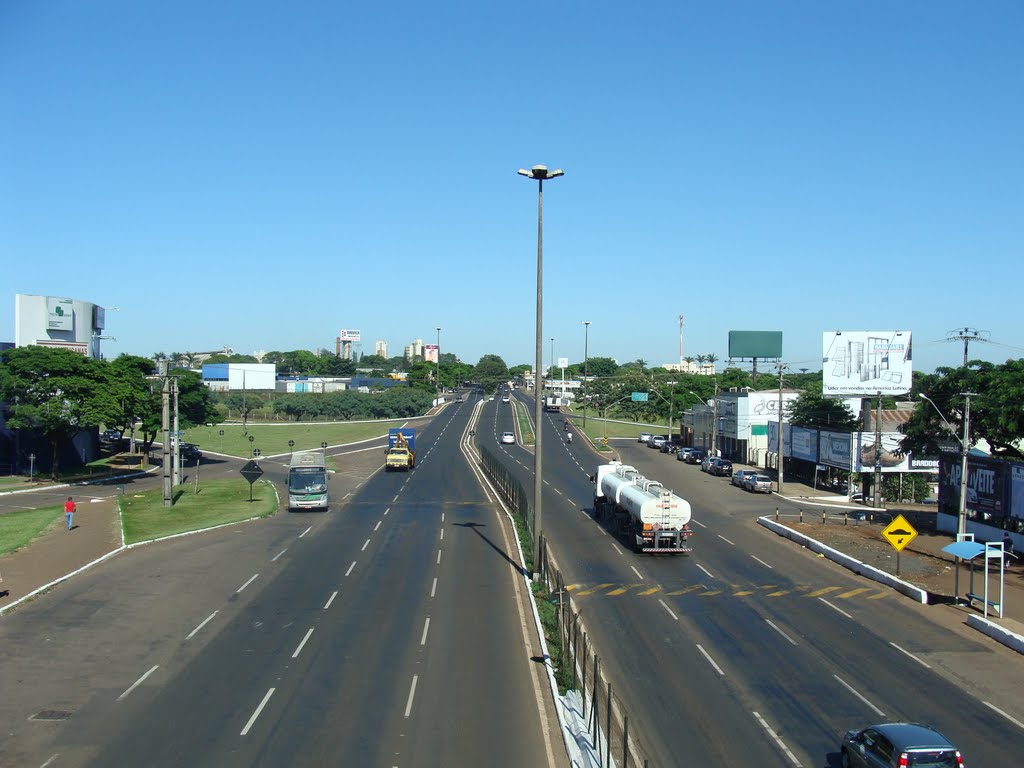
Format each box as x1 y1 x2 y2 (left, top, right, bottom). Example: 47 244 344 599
582 321 591 428
435 327 442 397
518 164 563 578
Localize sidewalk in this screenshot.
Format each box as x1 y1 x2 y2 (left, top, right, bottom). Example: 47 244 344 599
0 492 124 614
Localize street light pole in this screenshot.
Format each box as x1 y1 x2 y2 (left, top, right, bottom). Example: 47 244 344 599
919 392 975 539
582 321 591 429
435 327 442 398
518 164 564 579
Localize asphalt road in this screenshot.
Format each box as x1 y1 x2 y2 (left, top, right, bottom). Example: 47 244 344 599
0 397 557 768
497 393 1024 767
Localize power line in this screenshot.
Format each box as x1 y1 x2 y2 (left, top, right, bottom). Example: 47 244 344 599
943 327 991 367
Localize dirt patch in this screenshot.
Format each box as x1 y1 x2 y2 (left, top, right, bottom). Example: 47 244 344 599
780 517 958 597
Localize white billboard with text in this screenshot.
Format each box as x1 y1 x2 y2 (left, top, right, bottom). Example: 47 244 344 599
822 331 912 396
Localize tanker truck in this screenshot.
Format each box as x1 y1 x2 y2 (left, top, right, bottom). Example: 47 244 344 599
592 462 693 554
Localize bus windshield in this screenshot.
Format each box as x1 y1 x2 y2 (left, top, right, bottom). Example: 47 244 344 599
289 469 327 494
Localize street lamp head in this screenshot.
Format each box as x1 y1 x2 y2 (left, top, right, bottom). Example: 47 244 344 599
517 165 564 181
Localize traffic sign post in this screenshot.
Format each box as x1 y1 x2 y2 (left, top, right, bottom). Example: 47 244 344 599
882 514 918 576
240 459 264 503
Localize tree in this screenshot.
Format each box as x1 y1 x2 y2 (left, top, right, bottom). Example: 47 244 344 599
584 357 619 378
0 347 115 478
473 355 510 393
786 390 859 431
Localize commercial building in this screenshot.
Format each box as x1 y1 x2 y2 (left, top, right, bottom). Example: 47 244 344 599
14 293 112 359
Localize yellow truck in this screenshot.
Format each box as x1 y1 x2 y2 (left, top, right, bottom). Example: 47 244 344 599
385 428 416 471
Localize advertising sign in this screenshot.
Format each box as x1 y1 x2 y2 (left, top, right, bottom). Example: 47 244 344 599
819 430 853 470
767 420 791 456
855 431 911 473
424 344 439 363
35 340 88 355
47 297 74 331
1011 464 1024 522
557 357 568 369
939 454 1005 522
822 331 912 396
728 330 783 359
791 426 818 462
339 329 361 342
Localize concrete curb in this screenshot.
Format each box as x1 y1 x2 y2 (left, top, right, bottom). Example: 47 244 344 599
0 468 158 497
758 515 928 604
966 615 1024 655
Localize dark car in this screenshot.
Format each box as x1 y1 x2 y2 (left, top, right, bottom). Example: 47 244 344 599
707 458 733 477
840 722 963 767
180 443 203 462
100 429 122 444
685 449 707 465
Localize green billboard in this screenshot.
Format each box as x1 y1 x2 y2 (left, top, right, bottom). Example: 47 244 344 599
728 331 783 359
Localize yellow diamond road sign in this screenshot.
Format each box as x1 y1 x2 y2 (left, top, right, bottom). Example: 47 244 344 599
882 514 918 552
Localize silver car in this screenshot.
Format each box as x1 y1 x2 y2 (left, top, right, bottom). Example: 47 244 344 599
743 474 773 493
732 469 758 488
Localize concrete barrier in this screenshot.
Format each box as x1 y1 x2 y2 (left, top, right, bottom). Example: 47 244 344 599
966 615 1024 655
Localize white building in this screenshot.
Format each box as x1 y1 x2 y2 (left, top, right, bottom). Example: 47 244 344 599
375 339 388 358
404 339 424 361
14 293 111 359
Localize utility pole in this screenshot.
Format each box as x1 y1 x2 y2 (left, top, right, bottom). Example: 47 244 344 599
874 390 882 508
582 320 590 428
172 375 181 487
160 361 172 507
711 379 720 457
776 363 786 494
945 327 989 367
678 313 685 370
958 392 976 538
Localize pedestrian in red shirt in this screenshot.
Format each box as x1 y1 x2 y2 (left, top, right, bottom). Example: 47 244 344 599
64 497 76 530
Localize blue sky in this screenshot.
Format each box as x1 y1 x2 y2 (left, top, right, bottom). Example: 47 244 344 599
2 1 1021 375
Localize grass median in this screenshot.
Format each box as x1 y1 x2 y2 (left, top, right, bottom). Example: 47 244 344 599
182 420 421 458
0 506 63 556
120 478 277 544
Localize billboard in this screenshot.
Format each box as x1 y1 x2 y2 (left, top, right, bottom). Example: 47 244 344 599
767 420 791 456
791 426 818 462
822 331 912 396
939 454 1006 523
47 297 74 331
819 430 853 470
424 344 439 363
728 331 783 360
339 329 361 342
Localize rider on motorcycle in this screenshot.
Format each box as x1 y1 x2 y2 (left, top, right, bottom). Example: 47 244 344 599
566 431 573 443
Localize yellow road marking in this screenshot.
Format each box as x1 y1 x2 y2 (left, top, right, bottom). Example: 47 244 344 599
700 590 723 596
575 583 614 596
638 587 661 596
806 587 842 597
565 584 582 591
837 587 872 599
733 591 754 596
666 585 704 595
867 592 888 599
767 591 790 597
607 587 630 596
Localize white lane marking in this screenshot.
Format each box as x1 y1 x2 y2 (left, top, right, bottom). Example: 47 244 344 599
40 755 59 768
117 665 159 702
752 711 803 767
343 492 352 499
361 539 371 552
696 563 714 580
765 619 798 646
819 598 852 618
374 520 382 531
292 628 314 658
696 644 724 676
420 617 430 646
751 555 774 569
889 642 932 669
441 512 445 522
299 526 312 538
440 528 444 541
630 565 644 580
240 688 276 735
717 534 735 545
983 700 1024 730
404 675 418 718
393 495 399 502
324 591 338 610
384 507 390 515
692 519 707 528
271 549 287 562
833 675 885 717
658 599 678 621
436 549 442 565
345 561 356 577
611 543 623 556
186 611 219 640
237 574 259 593
431 577 438 598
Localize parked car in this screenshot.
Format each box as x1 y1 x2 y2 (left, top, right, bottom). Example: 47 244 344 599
700 455 715 472
732 469 758 488
500 431 516 444
840 722 963 768
638 432 653 444
659 440 677 454
707 458 733 477
744 474 773 493
685 449 707 465
676 447 695 462
650 435 667 450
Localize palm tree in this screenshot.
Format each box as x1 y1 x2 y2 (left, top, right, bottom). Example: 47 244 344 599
695 354 707 367
705 353 718 366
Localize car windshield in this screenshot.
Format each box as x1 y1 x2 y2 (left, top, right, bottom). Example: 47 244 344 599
289 470 327 493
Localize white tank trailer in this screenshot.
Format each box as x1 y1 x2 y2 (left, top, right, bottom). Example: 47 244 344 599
592 462 693 554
